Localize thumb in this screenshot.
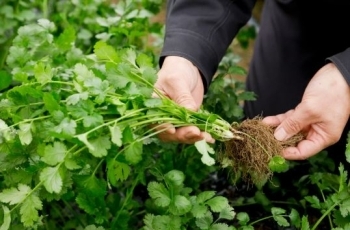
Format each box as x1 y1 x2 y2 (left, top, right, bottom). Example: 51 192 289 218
274 108 310 141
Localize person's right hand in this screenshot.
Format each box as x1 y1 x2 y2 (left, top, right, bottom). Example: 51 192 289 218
155 56 214 144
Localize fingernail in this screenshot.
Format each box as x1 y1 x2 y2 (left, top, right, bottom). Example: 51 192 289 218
274 128 287 141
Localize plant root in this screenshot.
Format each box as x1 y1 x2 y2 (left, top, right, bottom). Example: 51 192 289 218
219 117 305 185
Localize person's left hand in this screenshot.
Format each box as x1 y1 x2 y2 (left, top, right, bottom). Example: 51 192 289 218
263 63 350 160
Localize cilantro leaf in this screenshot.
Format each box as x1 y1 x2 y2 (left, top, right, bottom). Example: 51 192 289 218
195 140 215 166
124 141 143 164
0 184 31 205
164 170 185 187
197 191 216 204
268 156 289 173
109 125 122 147
18 123 32 145
0 205 11 230
236 212 250 225
169 195 192 215
205 196 229 213
107 159 131 185
94 41 120 63
88 136 111 158
42 142 67 166
34 62 52 84
39 166 63 194
191 204 208 218
271 207 289 227
195 211 213 230
20 193 42 227
55 25 76 52
219 205 235 220
147 182 171 207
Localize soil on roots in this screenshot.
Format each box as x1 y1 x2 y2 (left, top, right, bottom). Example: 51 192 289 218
219 117 305 185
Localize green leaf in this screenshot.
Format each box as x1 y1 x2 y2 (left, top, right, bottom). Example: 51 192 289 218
271 207 289 227
143 214 181 230
34 62 53 84
66 92 89 105
56 25 76 52
197 191 216 204
18 123 32 145
169 195 192 215
88 136 111 158
191 204 208 218
340 197 350 217
147 182 171 207
268 156 289 173
94 41 119 63
346 132 350 163
195 211 213 230
0 184 31 205
0 71 12 91
304 196 321 209
195 139 215 166
219 205 235 220
236 212 250 225
164 170 185 187
0 206 10 230
206 196 229 213
289 208 301 228
39 166 63 193
20 193 42 227
75 175 106 197
109 125 122 147
125 141 143 164
83 114 103 128
210 223 232 230
84 225 105 230
301 216 310 230
54 118 76 136
107 159 131 185
42 142 66 166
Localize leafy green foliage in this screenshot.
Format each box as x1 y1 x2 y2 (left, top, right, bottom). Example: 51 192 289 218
144 170 237 229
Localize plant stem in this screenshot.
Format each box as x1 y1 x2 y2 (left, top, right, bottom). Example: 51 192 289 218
311 201 339 230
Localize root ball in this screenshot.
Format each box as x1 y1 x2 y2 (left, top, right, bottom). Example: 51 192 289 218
219 117 305 185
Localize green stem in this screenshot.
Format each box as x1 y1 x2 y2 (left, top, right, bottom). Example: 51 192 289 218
6 115 51 130
42 0 48 19
317 188 334 230
92 159 104 176
249 214 289 226
115 174 140 221
311 201 339 230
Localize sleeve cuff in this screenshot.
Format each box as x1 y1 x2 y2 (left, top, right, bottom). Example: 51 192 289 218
327 48 350 86
159 29 221 92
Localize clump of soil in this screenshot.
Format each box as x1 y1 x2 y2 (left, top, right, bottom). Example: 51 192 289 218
219 117 305 185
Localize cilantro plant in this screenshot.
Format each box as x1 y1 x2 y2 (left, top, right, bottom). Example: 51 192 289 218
0 20 237 229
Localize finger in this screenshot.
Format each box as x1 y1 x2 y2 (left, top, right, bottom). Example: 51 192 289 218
262 110 294 127
274 107 314 141
282 138 326 160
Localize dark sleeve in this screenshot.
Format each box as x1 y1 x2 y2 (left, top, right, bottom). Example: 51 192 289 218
327 48 350 86
160 0 256 91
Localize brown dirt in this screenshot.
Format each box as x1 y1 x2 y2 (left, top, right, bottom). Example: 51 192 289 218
219 117 305 185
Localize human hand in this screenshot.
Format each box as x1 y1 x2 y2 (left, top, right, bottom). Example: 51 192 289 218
155 56 215 144
263 63 350 160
